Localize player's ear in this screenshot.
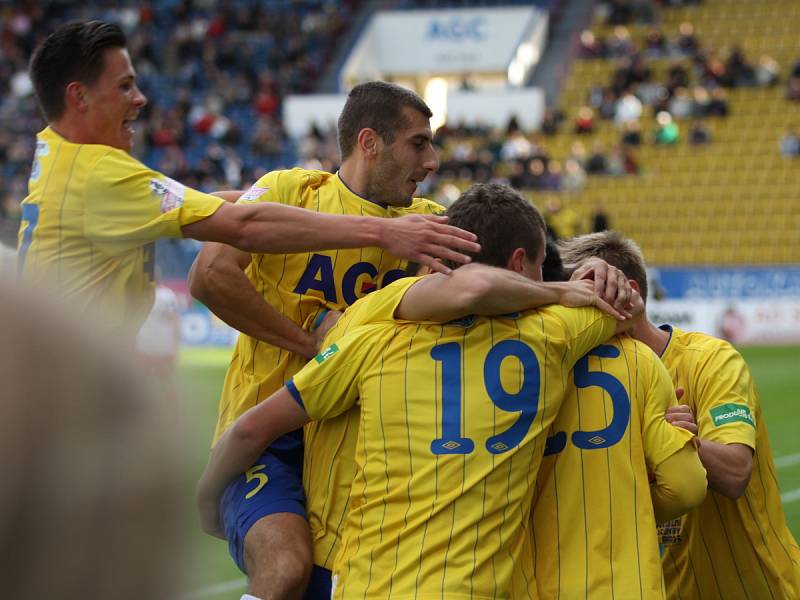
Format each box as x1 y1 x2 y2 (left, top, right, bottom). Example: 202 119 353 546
357 128 381 158
629 279 641 294
506 248 527 274
65 81 89 113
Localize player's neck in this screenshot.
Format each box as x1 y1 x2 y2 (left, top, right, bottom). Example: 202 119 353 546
337 160 395 208
338 159 368 198
49 116 92 145
632 318 671 357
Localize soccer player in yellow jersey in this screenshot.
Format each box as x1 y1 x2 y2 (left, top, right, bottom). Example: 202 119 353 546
188 82 469 599
17 22 477 338
198 184 644 598
559 231 800 600
523 246 706 600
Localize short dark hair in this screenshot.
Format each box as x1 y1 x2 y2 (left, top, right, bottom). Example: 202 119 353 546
558 230 649 302
337 81 433 160
445 183 546 269
29 20 127 121
542 239 566 282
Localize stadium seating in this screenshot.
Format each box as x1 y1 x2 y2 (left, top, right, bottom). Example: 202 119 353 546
552 0 800 265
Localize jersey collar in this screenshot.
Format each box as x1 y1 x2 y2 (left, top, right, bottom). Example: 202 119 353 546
657 323 674 358
335 171 389 211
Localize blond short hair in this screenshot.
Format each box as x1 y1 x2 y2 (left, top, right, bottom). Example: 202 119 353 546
558 230 650 302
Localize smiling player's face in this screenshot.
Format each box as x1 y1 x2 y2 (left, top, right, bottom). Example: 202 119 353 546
367 107 439 207
80 47 147 152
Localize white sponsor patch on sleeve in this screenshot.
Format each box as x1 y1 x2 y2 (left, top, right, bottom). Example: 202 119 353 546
150 176 186 213
239 185 270 202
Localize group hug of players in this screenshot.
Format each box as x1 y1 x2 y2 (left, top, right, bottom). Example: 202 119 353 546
17 20 800 600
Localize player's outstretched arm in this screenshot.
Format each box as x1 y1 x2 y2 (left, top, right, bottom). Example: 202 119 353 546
651 444 708 523
197 387 310 539
188 242 319 359
181 203 479 274
395 263 630 323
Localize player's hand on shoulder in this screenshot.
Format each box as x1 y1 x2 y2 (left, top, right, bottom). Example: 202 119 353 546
380 214 480 275
557 279 629 320
310 309 343 355
570 257 632 316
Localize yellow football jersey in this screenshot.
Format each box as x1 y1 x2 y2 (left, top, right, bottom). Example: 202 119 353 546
17 127 224 334
525 336 695 600
659 326 800 599
290 306 617 598
303 276 422 570
213 169 442 443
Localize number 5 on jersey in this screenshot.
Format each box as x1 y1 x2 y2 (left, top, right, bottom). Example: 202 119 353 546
544 344 630 456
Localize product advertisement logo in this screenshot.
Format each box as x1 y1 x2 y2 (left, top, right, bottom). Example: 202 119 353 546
710 403 755 428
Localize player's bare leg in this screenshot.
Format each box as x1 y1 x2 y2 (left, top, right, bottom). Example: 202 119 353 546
243 513 313 600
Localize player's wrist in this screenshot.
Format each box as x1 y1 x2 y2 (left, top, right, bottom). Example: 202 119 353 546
362 216 384 248
548 282 574 305
301 333 319 360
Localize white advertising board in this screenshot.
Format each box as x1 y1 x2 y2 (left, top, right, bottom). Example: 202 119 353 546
283 94 347 140
649 299 800 345
343 7 547 79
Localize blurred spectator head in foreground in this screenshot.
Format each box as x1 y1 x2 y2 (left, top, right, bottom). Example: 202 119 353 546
0 280 180 600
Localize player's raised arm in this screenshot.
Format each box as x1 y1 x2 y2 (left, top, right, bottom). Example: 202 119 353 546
181 202 479 274
197 386 310 539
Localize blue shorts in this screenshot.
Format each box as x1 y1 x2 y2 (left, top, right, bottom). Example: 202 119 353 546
304 565 332 600
220 431 306 573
